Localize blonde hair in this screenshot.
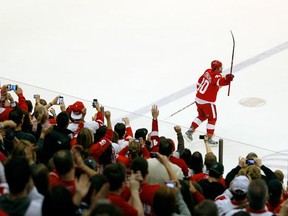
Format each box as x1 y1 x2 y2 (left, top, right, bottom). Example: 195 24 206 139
10 139 37 162
274 170 284 183
128 140 141 160
245 165 261 180
77 128 93 158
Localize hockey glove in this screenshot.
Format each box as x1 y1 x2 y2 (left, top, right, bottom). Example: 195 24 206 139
225 74 234 81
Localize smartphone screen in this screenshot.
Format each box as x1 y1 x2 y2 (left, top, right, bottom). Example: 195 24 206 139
58 96 63 104
92 99 97 107
246 159 254 165
165 181 175 188
7 85 17 91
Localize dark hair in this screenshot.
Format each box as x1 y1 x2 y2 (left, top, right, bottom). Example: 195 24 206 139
31 163 50 196
248 179 268 210
90 200 124 216
5 156 31 194
99 144 113 166
42 185 76 216
268 179 283 206
179 179 193 214
130 157 148 179
159 138 173 156
231 190 247 202
103 163 126 191
190 151 203 174
194 199 218 216
56 111 70 128
8 107 23 125
53 150 73 175
180 148 191 168
21 110 33 133
94 125 107 143
83 174 108 205
209 169 222 179
26 100 33 113
114 123 126 139
112 131 119 143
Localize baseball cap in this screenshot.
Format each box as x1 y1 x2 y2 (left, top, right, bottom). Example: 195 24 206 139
70 101 85 120
210 162 224 175
231 175 250 193
135 128 148 140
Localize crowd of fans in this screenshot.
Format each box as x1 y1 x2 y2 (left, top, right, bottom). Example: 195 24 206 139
0 83 288 216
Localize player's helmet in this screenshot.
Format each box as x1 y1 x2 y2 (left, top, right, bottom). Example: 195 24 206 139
211 60 222 71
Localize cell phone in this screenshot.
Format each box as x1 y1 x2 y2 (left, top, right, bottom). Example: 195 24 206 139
58 96 63 104
199 135 205 139
7 84 17 91
150 152 158 158
165 181 176 188
246 159 255 165
92 99 97 107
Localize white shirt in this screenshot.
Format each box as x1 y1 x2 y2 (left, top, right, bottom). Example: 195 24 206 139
147 158 183 185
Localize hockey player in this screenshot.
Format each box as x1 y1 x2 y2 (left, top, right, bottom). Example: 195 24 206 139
185 60 234 144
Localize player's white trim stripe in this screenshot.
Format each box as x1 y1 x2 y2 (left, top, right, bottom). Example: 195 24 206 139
211 104 216 118
207 123 215 129
194 118 202 125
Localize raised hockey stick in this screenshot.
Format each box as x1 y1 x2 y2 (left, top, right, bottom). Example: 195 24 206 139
228 30 235 96
167 101 196 119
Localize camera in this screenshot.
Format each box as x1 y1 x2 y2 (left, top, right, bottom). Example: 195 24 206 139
246 159 255 165
150 152 158 158
92 99 98 107
7 84 17 91
165 181 176 188
58 96 63 104
199 135 205 139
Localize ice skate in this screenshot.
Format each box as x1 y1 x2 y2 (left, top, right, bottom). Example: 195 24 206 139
208 137 218 146
185 128 194 141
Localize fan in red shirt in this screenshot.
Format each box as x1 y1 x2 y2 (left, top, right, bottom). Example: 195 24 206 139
0 84 28 122
185 60 234 145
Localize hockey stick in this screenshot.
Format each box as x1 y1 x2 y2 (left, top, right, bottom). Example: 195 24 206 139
228 30 235 96
167 101 196 119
